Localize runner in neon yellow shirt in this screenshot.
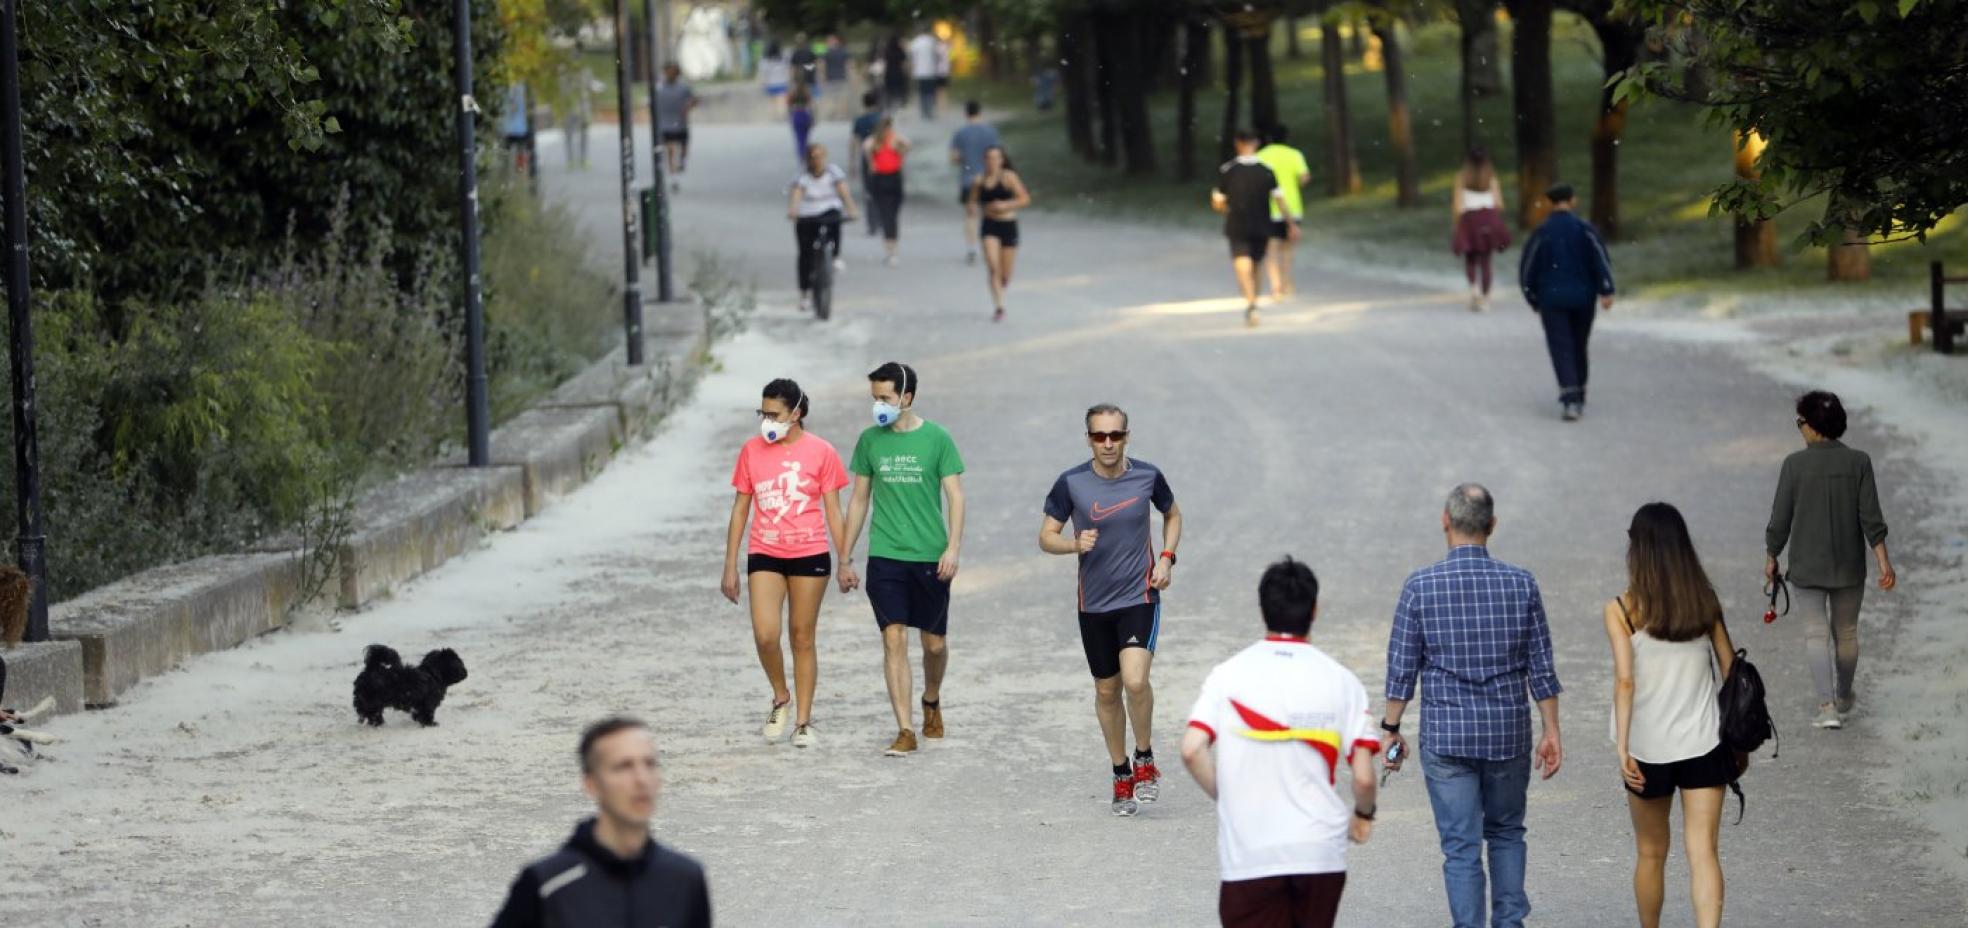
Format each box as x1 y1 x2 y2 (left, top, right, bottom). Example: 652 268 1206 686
1255 126 1313 301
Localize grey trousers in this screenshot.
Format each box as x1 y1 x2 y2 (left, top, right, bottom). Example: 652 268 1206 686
1797 584 1864 705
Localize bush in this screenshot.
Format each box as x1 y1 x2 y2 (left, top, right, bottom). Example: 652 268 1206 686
481 177 621 421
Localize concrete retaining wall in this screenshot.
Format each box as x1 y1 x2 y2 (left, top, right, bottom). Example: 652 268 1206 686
17 305 715 718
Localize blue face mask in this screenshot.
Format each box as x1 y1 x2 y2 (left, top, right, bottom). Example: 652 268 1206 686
872 401 902 427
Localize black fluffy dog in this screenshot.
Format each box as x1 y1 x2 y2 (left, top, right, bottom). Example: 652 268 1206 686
352 644 468 727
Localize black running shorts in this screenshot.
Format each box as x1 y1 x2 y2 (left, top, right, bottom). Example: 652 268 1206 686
865 556 951 636
1077 602 1160 679
747 552 832 578
1625 742 1740 799
660 128 690 145
1228 236 1269 262
980 218 1020 247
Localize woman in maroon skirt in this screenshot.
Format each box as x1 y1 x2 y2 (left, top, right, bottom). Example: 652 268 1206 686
1451 147 1511 311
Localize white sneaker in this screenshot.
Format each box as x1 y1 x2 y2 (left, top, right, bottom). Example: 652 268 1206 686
883 255 900 267
792 723 816 749
1813 704 1843 729
832 258 846 273
761 701 790 740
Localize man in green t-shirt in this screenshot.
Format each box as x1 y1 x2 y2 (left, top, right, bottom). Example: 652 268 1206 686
838 362 967 757
1255 125 1313 301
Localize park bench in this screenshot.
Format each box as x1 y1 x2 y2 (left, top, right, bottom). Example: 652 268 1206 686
1908 261 1966 355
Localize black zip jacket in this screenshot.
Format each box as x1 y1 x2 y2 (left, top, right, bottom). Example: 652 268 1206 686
490 819 711 928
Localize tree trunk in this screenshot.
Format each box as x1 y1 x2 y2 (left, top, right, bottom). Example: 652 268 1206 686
1061 20 1096 160
1177 20 1208 181
1455 0 1498 153
1733 130 1778 268
1218 24 1243 162
1093 17 1120 166
1585 15 1642 238
1112 12 1157 174
1827 225 1872 281
1469 4 1504 94
979 9 1004 81
1374 17 1421 208
1024 33 1044 81
1348 14 1367 58
1320 20 1361 196
1504 0 1558 229
1286 17 1303 58
1247 27 1280 136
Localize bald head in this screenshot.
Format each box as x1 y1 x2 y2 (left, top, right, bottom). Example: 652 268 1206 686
1444 483 1496 540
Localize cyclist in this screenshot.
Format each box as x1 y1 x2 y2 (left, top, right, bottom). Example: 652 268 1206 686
788 143 858 314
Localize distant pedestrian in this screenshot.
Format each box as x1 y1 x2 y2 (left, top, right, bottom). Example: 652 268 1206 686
720 379 848 750
970 146 1030 322
789 31 817 91
1254 125 1312 300
849 92 885 236
881 34 910 112
788 85 815 164
862 117 910 266
1032 65 1059 111
656 63 697 193
822 35 852 118
1764 390 1896 729
908 27 939 119
1451 147 1510 311
1213 129 1297 327
759 42 791 115
933 32 952 114
948 100 1001 265
1381 483 1563 928
1518 183 1615 422
490 717 711 928
1182 556 1381 928
837 362 968 757
559 66 599 170
1605 502 1736 928
1040 403 1183 817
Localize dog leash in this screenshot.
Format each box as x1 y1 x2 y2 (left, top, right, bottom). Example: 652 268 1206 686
1763 569 1790 624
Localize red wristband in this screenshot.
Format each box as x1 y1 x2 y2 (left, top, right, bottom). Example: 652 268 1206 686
1160 550 1177 566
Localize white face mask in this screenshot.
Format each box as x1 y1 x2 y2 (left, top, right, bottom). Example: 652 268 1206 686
760 415 795 443
872 401 902 427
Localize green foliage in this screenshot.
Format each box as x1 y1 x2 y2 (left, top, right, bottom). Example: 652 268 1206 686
480 177 620 420
1615 0 1968 246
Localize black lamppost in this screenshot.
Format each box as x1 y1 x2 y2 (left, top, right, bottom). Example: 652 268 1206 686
0 0 48 641
451 0 491 465
613 0 646 365
643 0 674 303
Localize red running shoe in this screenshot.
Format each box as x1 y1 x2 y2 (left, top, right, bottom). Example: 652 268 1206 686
1111 774 1139 817
1132 757 1161 803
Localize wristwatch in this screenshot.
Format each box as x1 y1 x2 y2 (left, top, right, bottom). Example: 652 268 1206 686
1353 805 1376 822
1379 719 1401 734
1160 550 1178 566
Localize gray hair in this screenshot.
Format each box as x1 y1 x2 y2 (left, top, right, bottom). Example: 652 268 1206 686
1084 403 1129 431
1444 483 1495 537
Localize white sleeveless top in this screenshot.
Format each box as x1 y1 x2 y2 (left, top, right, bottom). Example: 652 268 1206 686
1610 601 1721 764
1459 187 1497 212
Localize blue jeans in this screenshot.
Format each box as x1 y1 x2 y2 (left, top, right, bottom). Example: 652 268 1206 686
1421 749 1531 928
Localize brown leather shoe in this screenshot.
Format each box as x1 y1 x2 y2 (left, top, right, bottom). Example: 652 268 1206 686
921 699 944 739
884 729 918 756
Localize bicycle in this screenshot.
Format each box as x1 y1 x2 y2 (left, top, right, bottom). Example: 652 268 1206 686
795 213 842 321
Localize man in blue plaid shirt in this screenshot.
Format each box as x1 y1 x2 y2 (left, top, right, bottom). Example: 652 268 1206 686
1379 483 1563 928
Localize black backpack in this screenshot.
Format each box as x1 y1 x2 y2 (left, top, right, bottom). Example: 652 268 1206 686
1717 647 1776 823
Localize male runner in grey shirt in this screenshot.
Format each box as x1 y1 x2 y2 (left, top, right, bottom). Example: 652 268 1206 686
654 64 696 191
1040 403 1183 817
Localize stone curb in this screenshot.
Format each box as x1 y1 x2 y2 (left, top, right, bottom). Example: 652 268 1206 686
8 302 715 716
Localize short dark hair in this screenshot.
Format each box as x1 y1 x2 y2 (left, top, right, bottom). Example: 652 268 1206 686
1545 183 1575 204
1263 123 1289 145
579 716 650 773
1085 402 1128 430
1796 390 1847 439
862 91 880 108
1233 128 1260 145
763 378 810 419
868 361 918 400
1259 557 1319 636
965 100 982 117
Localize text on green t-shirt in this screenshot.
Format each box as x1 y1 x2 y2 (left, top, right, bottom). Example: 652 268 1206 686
849 419 965 562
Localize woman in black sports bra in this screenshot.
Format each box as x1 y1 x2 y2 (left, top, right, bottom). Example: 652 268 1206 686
967 146 1031 321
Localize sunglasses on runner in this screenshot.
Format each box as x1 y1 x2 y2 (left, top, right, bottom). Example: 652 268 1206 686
1086 430 1129 444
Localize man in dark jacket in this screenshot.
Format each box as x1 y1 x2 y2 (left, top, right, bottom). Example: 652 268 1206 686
1518 184 1615 421
491 717 711 928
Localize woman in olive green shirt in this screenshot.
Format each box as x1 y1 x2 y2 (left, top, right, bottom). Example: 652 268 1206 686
1764 391 1897 730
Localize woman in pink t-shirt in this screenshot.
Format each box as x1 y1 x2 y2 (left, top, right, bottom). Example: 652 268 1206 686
721 378 848 749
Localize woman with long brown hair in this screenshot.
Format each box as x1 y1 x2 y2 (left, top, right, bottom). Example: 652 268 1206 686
1451 147 1510 311
1604 502 1735 928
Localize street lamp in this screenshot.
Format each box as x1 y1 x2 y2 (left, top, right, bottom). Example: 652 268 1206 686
0 0 49 641
614 0 646 365
450 0 491 465
643 0 674 304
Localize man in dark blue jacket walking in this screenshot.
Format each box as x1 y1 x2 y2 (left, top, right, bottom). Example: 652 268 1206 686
1518 184 1615 421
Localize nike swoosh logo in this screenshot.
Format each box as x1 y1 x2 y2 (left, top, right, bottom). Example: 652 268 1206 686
1088 497 1139 521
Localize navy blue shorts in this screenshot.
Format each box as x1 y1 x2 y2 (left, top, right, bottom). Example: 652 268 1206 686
1077 602 1159 679
866 557 951 636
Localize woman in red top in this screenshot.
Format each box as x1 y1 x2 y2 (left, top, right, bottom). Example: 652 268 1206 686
721 378 848 749
862 117 910 266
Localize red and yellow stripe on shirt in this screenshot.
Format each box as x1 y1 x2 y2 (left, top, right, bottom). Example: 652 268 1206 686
1228 699 1380 784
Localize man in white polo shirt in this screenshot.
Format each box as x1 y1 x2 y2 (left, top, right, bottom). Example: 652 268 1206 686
1181 556 1381 928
